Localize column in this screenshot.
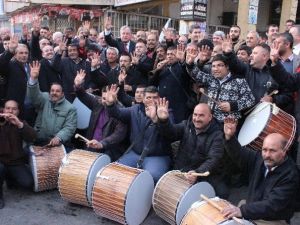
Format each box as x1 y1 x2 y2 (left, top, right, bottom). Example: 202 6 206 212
279 0 298 32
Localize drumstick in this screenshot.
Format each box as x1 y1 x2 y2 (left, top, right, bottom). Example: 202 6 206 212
200 194 245 225
75 133 90 143
199 89 220 104
189 171 210 177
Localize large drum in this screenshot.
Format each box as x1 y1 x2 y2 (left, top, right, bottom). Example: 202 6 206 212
153 170 215 225
181 197 254 225
238 102 296 151
58 149 110 207
92 163 154 225
29 145 66 192
72 97 91 129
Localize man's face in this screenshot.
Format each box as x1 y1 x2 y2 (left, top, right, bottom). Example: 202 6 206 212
229 27 240 40
3 40 9 50
98 33 107 47
65 29 74 38
136 31 146 40
39 39 50 51
135 42 147 56
89 30 98 42
262 136 286 169
274 36 289 56
246 32 259 49
211 60 229 79
106 49 118 63
87 50 98 61
192 105 212 130
237 50 250 64
50 84 64 102
147 34 157 50
212 35 223 46
15 46 29 63
119 55 131 70
143 92 159 106
3 100 19 116
191 28 201 43
42 45 54 60
135 87 145 103
289 27 298 42
267 26 279 40
212 45 222 58
286 22 294 32
156 47 166 60
178 35 188 46
40 28 49 39
68 46 79 60
250 46 267 68
166 49 177 65
198 45 211 62
121 27 132 43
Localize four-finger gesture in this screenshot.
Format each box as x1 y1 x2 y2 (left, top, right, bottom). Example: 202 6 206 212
118 68 127 84
199 45 211 63
104 16 113 31
91 53 101 68
222 34 233 53
106 84 119 106
131 52 140 65
224 116 238 140
176 44 186 63
58 39 67 54
270 41 280 65
145 103 158 122
186 48 198 65
74 69 86 87
156 98 169 121
30 61 41 80
8 35 19 54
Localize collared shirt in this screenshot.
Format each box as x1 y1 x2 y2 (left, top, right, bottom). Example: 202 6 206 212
280 54 294 74
264 165 278 177
219 73 232 85
293 43 300 55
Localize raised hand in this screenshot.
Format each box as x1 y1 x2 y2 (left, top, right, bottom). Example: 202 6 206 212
22 24 29 38
198 45 211 63
222 34 233 53
74 69 86 87
118 67 127 84
145 103 158 122
8 35 19 54
29 61 41 80
104 16 113 31
82 20 91 31
186 47 198 65
131 52 140 65
106 84 119 106
176 44 186 63
270 41 280 65
156 59 168 71
58 39 67 54
32 19 41 35
91 53 100 68
156 97 169 121
224 116 238 140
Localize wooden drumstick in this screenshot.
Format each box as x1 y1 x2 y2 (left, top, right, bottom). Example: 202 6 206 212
199 89 220 105
200 194 245 225
75 133 90 143
189 171 210 177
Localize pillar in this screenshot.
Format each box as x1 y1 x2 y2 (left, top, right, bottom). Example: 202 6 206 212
279 0 298 32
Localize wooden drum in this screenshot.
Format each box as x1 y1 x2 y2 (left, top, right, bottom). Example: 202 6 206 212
92 163 154 225
181 197 254 225
58 149 110 207
29 145 66 192
153 170 215 225
238 102 296 151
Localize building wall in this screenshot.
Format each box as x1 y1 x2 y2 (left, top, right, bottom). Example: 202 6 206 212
256 0 271 32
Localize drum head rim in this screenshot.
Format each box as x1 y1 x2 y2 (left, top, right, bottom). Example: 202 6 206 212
29 146 39 192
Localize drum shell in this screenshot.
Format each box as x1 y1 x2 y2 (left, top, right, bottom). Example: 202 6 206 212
30 145 66 192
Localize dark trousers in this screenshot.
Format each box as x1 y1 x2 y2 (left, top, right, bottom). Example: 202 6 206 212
0 162 33 193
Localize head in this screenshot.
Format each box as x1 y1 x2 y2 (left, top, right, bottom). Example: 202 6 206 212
67 44 79 60
274 32 293 56
64 27 74 38
106 47 119 64
237 45 252 64
212 31 225 46
135 39 147 56
98 32 107 48
211 54 230 79
285 19 295 32
198 39 214 62
15 44 29 63
229 25 241 41
89 28 98 42
289 25 300 45
2 35 10 51
156 44 167 61
86 44 101 61
119 54 131 70
246 31 260 49
42 45 54 60
250 44 270 69
52 32 63 45
3 100 19 116
146 33 158 50
49 83 64 103
39 38 51 51
186 43 199 58
136 30 146 41
135 85 146 103
262 133 288 169
189 24 202 44
192 103 213 130
166 46 178 65
258 32 268 44
178 35 188 46
266 24 279 42
143 86 159 107
40 26 50 39
120 25 132 43
211 45 223 58
0 27 10 40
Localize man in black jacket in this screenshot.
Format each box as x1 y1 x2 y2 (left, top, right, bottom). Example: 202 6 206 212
149 100 228 198
223 117 299 225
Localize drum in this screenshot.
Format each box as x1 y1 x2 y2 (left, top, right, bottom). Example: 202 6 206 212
238 102 296 151
58 149 110 207
92 163 154 225
72 97 91 129
153 170 215 225
29 145 66 192
181 197 254 225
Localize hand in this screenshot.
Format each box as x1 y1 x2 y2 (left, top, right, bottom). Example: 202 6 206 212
145 103 158 123
82 20 91 31
104 16 113 31
224 116 238 140
32 19 41 34
58 39 67 54
8 35 19 54
260 95 273 103
176 44 185 63
270 41 280 65
184 170 197 184
106 84 119 106
48 137 61 147
29 61 41 80
156 60 168 70
22 24 29 38
218 102 231 112
74 69 86 87
118 68 127 84
91 53 100 68
222 34 233 53
124 84 132 92
131 52 140 65
198 45 211 63
186 48 198 65
0 113 23 128
156 97 169 121
222 205 242 219
86 139 103 149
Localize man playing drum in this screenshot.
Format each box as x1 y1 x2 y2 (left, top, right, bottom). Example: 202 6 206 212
147 99 229 198
223 117 299 225
0 100 37 208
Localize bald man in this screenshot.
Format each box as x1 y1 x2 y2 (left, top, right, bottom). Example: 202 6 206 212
148 101 228 198
223 118 299 225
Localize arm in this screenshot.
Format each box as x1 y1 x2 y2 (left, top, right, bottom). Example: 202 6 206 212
55 107 77 143
186 64 211 85
223 51 249 77
20 121 37 142
106 103 132 124
100 119 127 149
104 33 121 52
117 84 134 107
27 81 47 109
233 79 255 111
90 68 108 89
75 87 99 110
0 50 14 69
29 31 41 61
157 119 185 142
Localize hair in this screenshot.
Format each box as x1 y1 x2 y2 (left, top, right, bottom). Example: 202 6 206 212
156 44 167 52
120 25 132 34
15 44 29 53
238 45 252 56
258 32 268 40
167 45 177 51
230 25 241 30
189 24 201 33
4 99 19 109
136 38 147 45
50 82 63 91
286 19 295 25
198 39 214 50
106 46 119 56
120 53 132 60
256 43 271 53
247 30 260 39
144 86 158 94
52 32 63 41
213 31 225 39
211 54 229 66
136 84 146 89
68 42 80 51
278 32 294 49
65 27 74 32
41 26 50 31
266 24 278 32
2 35 10 41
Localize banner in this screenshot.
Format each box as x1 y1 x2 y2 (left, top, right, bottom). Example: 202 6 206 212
180 0 207 21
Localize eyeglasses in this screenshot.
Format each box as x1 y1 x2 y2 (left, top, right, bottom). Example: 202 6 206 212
212 63 225 68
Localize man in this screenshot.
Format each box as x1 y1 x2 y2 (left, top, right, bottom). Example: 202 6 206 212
223 117 299 225
74 71 127 161
105 85 173 182
136 30 146 41
98 32 108 62
212 31 225 46
189 24 202 44
289 25 300 55
196 39 214 73
285 19 295 32
0 100 37 208
266 24 279 46
237 45 252 64
149 100 228 198
104 17 135 54
146 33 158 60
246 31 260 49
27 61 77 148
229 25 246 52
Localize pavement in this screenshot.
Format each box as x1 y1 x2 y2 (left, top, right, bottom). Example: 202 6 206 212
1 185 300 225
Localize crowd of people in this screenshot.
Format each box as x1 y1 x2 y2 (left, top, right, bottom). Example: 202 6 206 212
0 16 300 225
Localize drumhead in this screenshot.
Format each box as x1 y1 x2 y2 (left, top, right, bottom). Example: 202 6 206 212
238 102 271 147
221 219 254 225
29 146 38 192
73 97 92 129
124 170 154 225
176 181 215 224
86 154 110 205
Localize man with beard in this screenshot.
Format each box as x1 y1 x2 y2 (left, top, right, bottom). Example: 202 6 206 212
229 25 246 53
146 33 158 60
189 24 203 45
27 61 77 148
